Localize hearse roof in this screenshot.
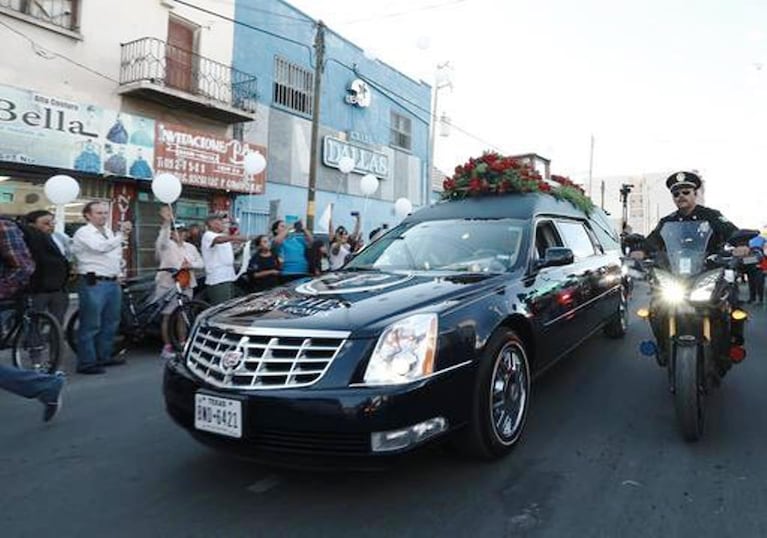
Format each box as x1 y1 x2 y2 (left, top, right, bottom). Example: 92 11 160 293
408 193 589 223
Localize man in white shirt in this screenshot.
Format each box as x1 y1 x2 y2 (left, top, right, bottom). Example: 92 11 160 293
72 201 132 374
154 206 204 359
201 213 249 305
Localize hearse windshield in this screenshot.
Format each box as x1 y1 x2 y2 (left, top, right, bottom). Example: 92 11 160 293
346 218 525 273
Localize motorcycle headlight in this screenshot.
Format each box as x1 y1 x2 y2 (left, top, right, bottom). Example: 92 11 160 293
656 271 686 304
363 313 438 385
689 269 723 303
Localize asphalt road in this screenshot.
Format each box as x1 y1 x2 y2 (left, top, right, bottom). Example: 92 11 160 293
1 292 766 538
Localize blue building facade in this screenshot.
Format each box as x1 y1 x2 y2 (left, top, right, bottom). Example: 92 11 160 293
230 0 432 238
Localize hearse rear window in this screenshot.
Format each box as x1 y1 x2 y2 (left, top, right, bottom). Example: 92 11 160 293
347 219 525 273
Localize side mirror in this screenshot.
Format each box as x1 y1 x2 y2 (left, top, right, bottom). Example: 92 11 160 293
538 247 574 268
727 229 759 247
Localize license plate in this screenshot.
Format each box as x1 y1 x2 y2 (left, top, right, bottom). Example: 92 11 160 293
194 393 242 438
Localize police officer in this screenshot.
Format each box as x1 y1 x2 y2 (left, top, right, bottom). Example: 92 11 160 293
633 171 750 259
631 171 750 371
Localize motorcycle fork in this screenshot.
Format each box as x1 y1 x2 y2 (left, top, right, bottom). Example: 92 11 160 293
668 314 711 395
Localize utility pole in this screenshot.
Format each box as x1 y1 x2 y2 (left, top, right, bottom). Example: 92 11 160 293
428 61 451 201
588 134 594 199
306 20 325 232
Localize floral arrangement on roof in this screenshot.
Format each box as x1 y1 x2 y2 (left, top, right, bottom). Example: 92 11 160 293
441 151 595 214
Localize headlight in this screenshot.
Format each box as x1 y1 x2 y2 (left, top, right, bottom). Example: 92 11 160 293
689 269 722 303
656 272 686 304
363 313 438 385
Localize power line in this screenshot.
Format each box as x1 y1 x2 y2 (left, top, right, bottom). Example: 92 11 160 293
204 0 313 23
0 19 118 83
172 0 314 54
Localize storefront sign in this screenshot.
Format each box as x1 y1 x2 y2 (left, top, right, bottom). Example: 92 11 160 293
322 136 389 178
0 83 155 180
154 122 266 194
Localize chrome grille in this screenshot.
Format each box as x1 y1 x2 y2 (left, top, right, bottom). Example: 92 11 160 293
186 323 349 390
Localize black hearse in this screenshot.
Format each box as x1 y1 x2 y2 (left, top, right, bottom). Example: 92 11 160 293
164 193 626 463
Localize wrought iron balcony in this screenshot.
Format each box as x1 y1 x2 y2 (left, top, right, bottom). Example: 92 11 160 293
118 37 258 123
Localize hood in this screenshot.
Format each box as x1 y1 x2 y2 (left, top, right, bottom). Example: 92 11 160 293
203 270 503 336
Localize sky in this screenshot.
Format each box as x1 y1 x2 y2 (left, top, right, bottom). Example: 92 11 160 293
287 0 767 227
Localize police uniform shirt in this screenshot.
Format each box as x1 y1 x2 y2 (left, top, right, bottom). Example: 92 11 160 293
645 205 738 255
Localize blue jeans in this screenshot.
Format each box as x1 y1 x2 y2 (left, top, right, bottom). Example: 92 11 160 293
0 363 62 403
77 280 121 369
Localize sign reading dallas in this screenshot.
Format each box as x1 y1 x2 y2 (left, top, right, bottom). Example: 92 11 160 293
154 122 266 194
322 136 389 179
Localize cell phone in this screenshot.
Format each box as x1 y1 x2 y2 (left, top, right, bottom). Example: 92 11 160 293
350 211 360 217
294 221 303 231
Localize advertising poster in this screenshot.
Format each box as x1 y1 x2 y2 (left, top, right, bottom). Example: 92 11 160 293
154 121 266 194
0 83 155 180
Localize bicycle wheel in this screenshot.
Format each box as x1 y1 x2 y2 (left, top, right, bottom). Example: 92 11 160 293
12 311 62 374
65 310 129 358
168 300 209 351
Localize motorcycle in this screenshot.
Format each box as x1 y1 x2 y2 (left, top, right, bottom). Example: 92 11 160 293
633 223 759 441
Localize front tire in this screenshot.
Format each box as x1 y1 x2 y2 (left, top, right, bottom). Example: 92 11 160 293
12 311 62 374
168 300 209 351
673 339 704 442
455 329 531 460
604 287 628 339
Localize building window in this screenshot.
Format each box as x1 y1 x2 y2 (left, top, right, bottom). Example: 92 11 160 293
273 57 313 116
390 111 412 151
1 0 80 32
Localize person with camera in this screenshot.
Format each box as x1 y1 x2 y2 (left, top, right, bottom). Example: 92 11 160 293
271 218 313 283
328 204 361 271
71 201 132 375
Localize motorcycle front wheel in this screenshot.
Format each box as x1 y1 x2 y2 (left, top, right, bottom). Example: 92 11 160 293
673 338 704 442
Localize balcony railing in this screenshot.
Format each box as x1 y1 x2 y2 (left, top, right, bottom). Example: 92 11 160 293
119 37 258 121
0 0 79 32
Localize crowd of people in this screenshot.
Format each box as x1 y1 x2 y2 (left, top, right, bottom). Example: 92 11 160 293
0 198 389 422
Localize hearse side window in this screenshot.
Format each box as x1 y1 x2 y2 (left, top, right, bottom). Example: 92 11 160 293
533 220 564 262
590 219 621 253
556 220 597 260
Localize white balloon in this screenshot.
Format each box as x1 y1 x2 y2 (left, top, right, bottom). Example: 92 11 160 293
338 156 355 174
360 174 379 196
394 197 413 218
152 173 182 204
416 35 431 50
243 151 267 175
44 175 79 204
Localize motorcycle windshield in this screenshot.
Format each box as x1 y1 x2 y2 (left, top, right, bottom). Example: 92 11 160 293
659 221 713 277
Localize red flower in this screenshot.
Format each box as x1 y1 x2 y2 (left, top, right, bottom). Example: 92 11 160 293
490 160 507 173
538 182 552 192
468 178 482 192
454 165 464 176
443 178 456 190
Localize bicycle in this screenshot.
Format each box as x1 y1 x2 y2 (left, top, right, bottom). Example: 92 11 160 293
65 269 209 356
0 296 63 373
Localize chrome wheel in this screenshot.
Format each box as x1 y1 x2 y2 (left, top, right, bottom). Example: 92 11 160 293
489 342 529 445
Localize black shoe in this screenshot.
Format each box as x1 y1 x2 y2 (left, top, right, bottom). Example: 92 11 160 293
101 358 126 367
76 365 106 375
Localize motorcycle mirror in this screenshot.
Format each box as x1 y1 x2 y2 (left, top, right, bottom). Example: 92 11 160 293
727 229 759 247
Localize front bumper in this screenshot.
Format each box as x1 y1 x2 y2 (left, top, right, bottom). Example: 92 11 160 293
163 356 474 465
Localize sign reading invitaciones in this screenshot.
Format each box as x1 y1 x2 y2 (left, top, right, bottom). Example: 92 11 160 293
0 83 155 179
154 122 266 194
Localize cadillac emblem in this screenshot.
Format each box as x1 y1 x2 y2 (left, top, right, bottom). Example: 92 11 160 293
221 350 243 370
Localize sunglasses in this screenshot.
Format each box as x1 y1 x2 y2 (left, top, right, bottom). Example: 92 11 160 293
672 189 693 198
